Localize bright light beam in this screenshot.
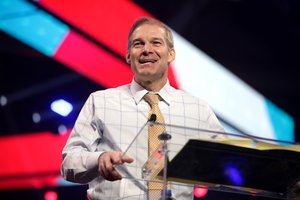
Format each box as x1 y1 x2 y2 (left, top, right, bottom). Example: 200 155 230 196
50 99 73 117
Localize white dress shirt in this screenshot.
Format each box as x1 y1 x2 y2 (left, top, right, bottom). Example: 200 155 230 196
61 79 225 200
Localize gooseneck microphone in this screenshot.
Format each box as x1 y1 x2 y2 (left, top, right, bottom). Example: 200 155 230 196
149 114 157 123
149 113 172 141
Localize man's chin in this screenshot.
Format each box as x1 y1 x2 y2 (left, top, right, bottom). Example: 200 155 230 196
135 73 155 83
136 70 153 77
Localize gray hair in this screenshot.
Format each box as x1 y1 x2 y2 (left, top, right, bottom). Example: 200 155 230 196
127 17 174 51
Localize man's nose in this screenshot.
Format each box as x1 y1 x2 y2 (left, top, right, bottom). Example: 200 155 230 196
142 43 153 54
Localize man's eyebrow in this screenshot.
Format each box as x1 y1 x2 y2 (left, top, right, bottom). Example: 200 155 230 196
152 37 164 41
131 37 164 44
131 38 142 43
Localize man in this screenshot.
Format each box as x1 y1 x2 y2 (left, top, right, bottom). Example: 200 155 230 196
61 17 224 199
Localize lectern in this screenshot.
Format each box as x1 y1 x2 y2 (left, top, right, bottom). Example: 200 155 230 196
118 122 300 199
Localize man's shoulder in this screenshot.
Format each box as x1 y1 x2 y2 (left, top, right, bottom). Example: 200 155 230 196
172 88 209 106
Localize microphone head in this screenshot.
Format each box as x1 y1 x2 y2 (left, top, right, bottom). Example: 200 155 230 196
149 114 157 122
158 132 172 141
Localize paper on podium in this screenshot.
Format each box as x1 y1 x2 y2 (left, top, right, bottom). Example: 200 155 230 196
214 138 300 152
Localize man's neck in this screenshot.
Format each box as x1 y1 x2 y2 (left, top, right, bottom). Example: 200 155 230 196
135 78 167 92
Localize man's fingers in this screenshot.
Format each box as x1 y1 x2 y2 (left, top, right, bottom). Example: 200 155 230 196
102 164 121 181
121 155 134 163
99 153 111 178
98 152 123 181
98 151 134 181
110 152 134 165
110 151 123 164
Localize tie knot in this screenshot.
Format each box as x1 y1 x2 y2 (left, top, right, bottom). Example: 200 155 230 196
144 93 159 106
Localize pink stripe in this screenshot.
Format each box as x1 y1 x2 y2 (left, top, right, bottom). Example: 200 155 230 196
0 130 70 189
54 30 133 88
39 0 179 88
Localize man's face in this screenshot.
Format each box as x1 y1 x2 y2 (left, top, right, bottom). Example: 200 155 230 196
126 24 175 85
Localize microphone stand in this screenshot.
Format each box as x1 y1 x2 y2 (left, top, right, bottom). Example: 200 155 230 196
121 115 174 199
158 131 172 200
121 114 157 158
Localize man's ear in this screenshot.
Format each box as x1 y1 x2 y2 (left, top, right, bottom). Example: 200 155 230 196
168 48 175 64
126 53 131 64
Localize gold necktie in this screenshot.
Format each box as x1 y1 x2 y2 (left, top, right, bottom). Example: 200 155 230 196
144 93 165 197
144 93 165 155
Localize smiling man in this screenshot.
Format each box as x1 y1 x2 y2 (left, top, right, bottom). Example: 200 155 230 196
61 17 224 200
126 20 175 92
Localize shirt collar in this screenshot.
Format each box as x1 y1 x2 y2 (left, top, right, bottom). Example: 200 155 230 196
130 79 172 105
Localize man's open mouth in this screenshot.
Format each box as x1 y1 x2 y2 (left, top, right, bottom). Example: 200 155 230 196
139 56 157 64
139 59 157 64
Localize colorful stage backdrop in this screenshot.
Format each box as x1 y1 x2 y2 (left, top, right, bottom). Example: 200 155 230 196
0 0 294 191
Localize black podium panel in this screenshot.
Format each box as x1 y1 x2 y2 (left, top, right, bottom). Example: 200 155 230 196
167 139 300 195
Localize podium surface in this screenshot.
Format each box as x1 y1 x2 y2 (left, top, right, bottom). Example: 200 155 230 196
166 139 300 198
119 122 300 199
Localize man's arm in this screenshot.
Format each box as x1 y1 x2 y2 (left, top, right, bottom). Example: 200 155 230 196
60 94 103 183
61 93 134 183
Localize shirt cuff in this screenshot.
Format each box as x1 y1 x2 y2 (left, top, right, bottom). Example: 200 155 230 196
86 151 105 170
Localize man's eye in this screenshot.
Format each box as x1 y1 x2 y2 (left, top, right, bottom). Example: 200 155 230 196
153 41 161 46
133 42 142 47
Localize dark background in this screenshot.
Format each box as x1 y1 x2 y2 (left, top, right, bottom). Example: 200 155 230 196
134 0 300 141
1 0 299 140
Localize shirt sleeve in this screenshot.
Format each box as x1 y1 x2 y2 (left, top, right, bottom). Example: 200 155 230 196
206 105 227 139
60 93 104 183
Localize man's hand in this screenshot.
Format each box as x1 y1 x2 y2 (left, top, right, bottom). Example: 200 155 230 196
98 151 134 181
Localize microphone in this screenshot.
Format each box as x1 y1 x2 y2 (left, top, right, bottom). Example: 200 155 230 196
149 114 157 123
149 114 171 141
